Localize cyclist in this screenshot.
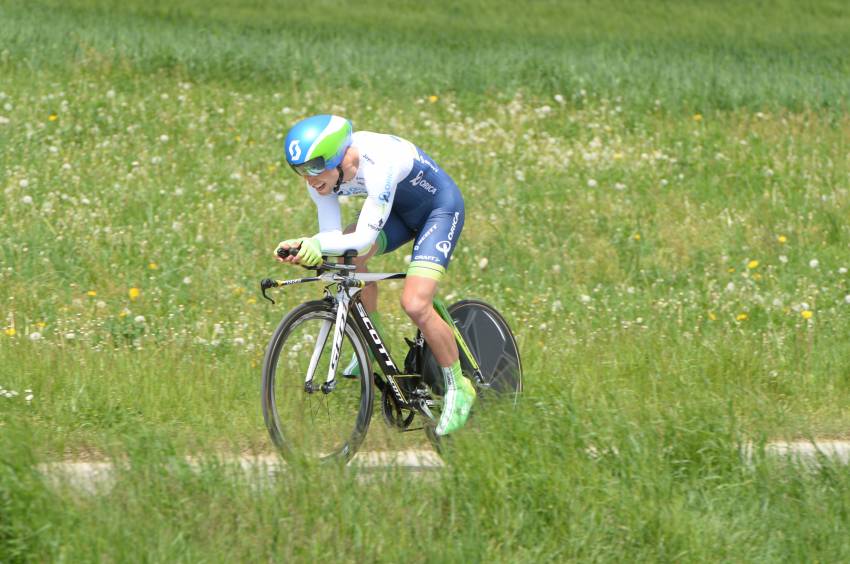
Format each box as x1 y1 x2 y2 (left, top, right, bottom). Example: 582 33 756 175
274 114 474 436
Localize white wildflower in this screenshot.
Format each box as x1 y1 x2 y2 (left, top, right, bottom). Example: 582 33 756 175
134 315 146 324
554 94 565 104
213 323 224 335
0 116 9 125
809 259 819 268
25 394 34 402
779 255 788 264
159 134 169 143
478 257 489 269
587 178 598 188
233 337 246 346
182 276 192 285
64 332 75 340
845 295 850 304
726 282 735 292
106 89 116 98
514 169 525 182
579 294 592 304
839 267 848 275
29 332 42 341
19 179 28 188
21 195 33 205
551 300 563 312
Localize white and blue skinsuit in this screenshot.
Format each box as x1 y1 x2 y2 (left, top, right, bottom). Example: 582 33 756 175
307 131 464 280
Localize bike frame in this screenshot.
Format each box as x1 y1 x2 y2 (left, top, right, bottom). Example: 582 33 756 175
261 265 481 412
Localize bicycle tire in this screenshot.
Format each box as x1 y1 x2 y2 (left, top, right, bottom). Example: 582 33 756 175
261 300 374 463
422 299 523 402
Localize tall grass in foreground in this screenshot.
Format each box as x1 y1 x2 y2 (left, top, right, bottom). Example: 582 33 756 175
4 407 850 561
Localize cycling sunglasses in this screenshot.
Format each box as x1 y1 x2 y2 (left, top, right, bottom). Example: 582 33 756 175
289 157 326 177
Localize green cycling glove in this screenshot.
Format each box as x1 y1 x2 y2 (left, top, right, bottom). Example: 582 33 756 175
295 237 323 267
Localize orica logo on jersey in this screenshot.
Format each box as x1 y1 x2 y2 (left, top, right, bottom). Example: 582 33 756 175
447 212 459 241
410 170 437 194
288 140 302 161
436 240 452 258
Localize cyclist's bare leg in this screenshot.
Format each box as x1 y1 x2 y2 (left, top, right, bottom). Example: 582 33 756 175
400 275 459 366
402 275 473 435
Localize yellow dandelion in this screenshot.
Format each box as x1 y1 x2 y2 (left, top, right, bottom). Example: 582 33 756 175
693 113 703 122
36 321 47 329
118 310 128 318
747 260 759 269
234 135 241 142
801 310 813 320
708 311 717 321
736 313 748 321
148 262 158 270
428 95 438 103
233 287 245 296
613 152 624 160
4 327 16 337
48 114 58 122
777 235 787 244
246 297 257 305
633 233 641 241
727 267 735 273
86 290 97 297
128 287 141 301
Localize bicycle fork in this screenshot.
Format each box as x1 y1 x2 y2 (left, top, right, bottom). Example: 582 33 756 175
304 288 352 394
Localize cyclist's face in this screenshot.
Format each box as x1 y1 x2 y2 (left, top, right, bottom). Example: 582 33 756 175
305 167 339 196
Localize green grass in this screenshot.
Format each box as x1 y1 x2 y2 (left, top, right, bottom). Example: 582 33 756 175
2 0 850 560
2 0 850 110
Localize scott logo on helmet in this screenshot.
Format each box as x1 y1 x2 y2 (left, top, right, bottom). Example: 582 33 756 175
288 140 301 160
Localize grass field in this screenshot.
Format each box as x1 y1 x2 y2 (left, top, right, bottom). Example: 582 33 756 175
2 0 850 560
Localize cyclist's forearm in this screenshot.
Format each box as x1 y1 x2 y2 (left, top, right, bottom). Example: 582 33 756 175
313 229 377 255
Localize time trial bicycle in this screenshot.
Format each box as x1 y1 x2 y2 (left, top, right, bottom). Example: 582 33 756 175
259 248 522 463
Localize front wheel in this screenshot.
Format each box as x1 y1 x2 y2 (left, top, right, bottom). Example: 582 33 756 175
261 300 373 463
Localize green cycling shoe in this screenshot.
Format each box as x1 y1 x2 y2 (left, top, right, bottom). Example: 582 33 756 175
436 361 477 436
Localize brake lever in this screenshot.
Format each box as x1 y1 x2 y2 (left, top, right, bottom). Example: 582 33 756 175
260 278 278 304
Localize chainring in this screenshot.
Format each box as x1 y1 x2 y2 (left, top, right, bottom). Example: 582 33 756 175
380 384 416 430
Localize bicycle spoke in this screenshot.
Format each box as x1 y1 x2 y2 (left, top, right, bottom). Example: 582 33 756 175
263 305 371 461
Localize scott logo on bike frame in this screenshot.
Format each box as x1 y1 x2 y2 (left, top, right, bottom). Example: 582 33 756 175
355 302 397 370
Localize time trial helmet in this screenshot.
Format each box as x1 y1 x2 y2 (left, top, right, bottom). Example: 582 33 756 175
284 114 353 176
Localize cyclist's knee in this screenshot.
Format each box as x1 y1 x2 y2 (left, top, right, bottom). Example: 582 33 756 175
400 293 432 325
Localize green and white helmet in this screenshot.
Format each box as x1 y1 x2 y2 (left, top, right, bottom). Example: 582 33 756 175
284 114 353 176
